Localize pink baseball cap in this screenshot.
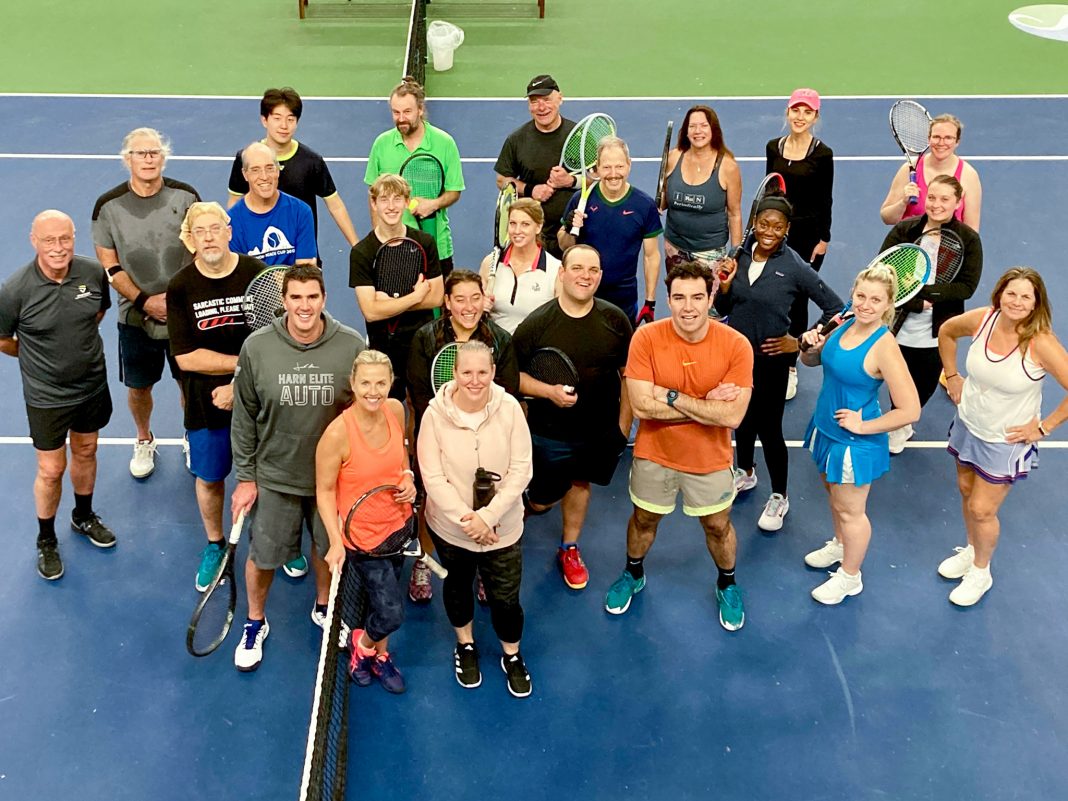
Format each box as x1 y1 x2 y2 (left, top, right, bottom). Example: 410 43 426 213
787 88 821 111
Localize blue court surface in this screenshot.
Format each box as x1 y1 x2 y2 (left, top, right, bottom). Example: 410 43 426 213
1 94 1067 801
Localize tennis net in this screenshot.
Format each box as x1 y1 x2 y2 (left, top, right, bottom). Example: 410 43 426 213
402 0 428 84
298 558 366 801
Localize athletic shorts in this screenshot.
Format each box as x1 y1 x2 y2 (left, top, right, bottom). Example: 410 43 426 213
527 430 627 505
948 416 1038 485
26 387 113 451
248 486 329 570
118 322 181 389
187 427 232 483
628 457 736 517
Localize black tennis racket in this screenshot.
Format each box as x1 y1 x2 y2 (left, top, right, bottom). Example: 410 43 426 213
892 227 966 335
800 244 932 351
399 153 446 237
654 120 674 208
186 511 245 657
243 266 287 330
486 182 517 298
527 347 579 396
889 100 932 208
430 342 461 393
344 485 447 578
728 172 787 265
374 236 428 333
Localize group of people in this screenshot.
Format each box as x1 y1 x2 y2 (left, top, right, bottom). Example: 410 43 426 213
2 76 1067 700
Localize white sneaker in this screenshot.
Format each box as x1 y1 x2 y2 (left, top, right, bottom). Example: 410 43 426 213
811 568 863 605
949 566 993 607
234 619 269 672
785 368 798 401
130 436 157 479
888 423 914 455
757 493 789 532
804 537 844 568
937 544 975 579
733 467 758 493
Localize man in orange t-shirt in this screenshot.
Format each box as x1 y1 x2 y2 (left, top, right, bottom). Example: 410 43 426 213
606 261 754 630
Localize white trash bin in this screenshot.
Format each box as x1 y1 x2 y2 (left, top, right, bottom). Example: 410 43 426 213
427 20 464 72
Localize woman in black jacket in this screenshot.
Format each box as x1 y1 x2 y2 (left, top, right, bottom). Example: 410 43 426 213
716 195 842 532
879 174 983 453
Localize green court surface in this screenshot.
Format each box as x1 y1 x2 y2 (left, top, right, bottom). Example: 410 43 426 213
4 0 1067 97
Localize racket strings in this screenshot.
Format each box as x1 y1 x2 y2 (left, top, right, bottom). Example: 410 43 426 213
579 118 616 167
431 345 459 391
244 272 286 329
400 156 444 197
890 105 930 153
344 488 414 554
374 239 425 297
495 186 516 249
528 350 579 387
880 249 931 303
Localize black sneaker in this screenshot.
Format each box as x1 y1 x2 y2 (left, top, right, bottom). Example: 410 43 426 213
71 513 116 548
37 538 64 580
500 652 531 698
454 642 481 688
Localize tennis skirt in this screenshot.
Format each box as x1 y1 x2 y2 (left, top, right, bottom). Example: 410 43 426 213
947 417 1038 485
804 423 890 486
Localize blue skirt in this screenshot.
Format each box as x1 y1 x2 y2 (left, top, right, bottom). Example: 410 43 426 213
804 420 890 486
947 417 1038 484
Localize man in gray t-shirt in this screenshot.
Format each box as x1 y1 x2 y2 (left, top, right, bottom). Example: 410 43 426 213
92 126 200 480
0 210 116 581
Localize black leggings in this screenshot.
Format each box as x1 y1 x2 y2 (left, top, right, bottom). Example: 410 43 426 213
735 354 792 496
429 530 524 644
897 345 943 409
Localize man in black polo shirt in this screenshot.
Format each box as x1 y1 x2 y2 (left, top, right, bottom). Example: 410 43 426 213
0 210 115 580
227 87 359 253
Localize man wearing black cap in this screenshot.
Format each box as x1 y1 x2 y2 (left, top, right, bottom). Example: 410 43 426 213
494 75 577 259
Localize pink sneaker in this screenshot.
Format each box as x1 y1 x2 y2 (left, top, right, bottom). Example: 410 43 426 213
408 560 432 604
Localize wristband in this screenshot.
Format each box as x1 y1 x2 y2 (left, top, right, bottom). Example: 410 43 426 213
132 292 149 311
944 373 959 379
105 264 124 278
402 469 415 478
1038 421 1050 437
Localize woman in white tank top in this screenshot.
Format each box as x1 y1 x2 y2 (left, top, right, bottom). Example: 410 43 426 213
936 268 1068 606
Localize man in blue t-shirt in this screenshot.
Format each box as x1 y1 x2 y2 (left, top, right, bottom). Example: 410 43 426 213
229 142 317 267
558 136 662 324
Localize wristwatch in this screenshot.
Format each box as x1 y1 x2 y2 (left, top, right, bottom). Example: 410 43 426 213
666 389 680 407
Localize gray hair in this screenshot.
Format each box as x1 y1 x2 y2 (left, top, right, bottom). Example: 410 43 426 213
596 135 630 164
241 141 279 170
120 127 172 161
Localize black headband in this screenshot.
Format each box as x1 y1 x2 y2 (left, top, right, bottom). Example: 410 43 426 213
756 195 793 220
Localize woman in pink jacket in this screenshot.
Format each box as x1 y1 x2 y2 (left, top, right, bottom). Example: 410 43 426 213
416 340 534 697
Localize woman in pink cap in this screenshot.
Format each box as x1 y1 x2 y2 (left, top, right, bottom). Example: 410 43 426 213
879 113 983 231
765 87 835 400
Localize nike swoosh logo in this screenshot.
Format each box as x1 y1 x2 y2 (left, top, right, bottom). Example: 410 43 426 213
622 210 635 216
683 361 697 366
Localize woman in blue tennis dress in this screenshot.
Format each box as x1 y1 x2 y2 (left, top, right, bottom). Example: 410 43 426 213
799 264 920 604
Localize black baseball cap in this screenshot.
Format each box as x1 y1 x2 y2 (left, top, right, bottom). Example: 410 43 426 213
526 74 560 97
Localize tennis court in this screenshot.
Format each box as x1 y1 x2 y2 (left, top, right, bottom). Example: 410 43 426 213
2 2 1067 800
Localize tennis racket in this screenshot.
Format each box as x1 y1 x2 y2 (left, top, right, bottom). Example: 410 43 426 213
654 120 674 208
561 113 617 236
343 485 447 578
728 172 787 265
243 266 287 330
800 244 932 351
527 347 579 396
186 511 245 657
399 153 446 237
891 227 966 335
430 341 461 393
889 100 932 208
486 182 517 298
374 236 428 333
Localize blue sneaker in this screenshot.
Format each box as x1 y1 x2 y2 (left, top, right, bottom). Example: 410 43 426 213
283 553 309 579
716 584 745 631
195 541 226 592
605 571 646 615
371 653 406 694
348 629 374 686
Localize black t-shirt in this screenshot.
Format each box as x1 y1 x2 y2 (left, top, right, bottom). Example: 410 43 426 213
348 226 442 344
229 141 338 236
166 254 264 430
512 298 633 440
494 119 577 255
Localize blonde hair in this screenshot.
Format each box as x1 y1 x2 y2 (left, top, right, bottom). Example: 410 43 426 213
509 197 543 226
350 349 394 383
457 340 494 366
179 201 231 253
852 264 899 327
370 173 412 201
929 113 963 141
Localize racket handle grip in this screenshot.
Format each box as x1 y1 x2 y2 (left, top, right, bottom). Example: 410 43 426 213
420 555 448 579
907 169 918 206
563 385 576 396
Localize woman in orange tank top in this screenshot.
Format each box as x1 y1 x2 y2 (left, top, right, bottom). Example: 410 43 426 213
316 350 417 694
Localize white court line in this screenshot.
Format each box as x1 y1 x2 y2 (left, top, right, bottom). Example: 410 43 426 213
1 154 1066 163
0 436 1064 449
2 92 1068 101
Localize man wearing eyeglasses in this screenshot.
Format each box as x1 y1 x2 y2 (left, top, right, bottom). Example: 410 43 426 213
1 210 115 580
228 142 318 269
93 127 201 480
166 202 265 594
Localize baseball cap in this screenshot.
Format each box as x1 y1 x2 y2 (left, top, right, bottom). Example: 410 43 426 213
526 74 560 97
787 88 821 111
